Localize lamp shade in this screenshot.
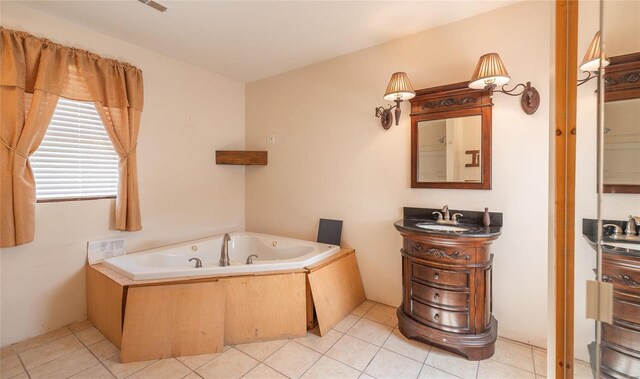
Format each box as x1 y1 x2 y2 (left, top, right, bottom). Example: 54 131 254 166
580 31 610 72
383 72 416 101
469 53 511 90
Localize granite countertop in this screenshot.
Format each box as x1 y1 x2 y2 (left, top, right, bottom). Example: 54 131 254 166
582 218 640 258
395 207 503 238
394 217 502 238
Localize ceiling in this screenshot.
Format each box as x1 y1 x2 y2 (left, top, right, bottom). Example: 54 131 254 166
15 1 517 83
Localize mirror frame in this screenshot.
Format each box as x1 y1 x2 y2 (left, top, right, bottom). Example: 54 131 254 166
603 52 640 194
410 82 493 189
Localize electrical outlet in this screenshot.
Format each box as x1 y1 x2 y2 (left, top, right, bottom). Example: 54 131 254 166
267 135 276 144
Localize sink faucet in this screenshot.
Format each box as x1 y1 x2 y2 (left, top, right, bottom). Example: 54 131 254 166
219 233 231 267
604 216 640 241
433 205 463 225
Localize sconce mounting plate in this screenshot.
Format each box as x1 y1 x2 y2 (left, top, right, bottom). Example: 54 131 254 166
521 85 540 115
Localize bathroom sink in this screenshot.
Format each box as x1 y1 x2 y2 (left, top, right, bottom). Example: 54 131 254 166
415 223 470 232
602 241 640 251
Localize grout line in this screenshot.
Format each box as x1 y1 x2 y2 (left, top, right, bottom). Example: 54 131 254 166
14 350 32 379
173 356 195 376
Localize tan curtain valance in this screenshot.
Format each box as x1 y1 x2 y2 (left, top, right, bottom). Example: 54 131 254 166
0 28 143 110
1 28 144 247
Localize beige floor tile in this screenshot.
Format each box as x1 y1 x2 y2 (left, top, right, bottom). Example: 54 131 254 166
196 348 258 379
69 364 115 378
75 327 106 346
7 374 28 379
13 327 72 353
68 320 93 333
102 354 157 379
365 348 423 379
419 364 460 379
478 359 536 379
235 339 287 361
347 318 393 346
333 314 360 333
183 373 204 379
573 359 593 379
383 329 430 363
0 346 17 359
19 334 83 370
293 329 342 354
243 363 287 379
302 355 361 379
326 334 379 371
352 301 376 317
1 355 25 378
177 352 221 370
28 348 98 379
425 347 478 379
263 341 320 379
363 303 398 328
88 339 120 361
491 338 535 373
128 358 191 379
533 348 547 377
359 374 375 379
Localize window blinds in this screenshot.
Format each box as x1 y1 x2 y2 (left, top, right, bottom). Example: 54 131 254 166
30 98 119 200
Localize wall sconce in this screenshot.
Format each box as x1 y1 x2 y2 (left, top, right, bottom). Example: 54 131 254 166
375 72 416 129
578 31 609 86
468 53 540 115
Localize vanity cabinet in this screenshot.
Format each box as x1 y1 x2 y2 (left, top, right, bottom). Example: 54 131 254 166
600 250 640 379
396 229 500 360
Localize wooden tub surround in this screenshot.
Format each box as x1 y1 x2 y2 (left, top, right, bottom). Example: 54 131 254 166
87 248 364 363
395 207 503 361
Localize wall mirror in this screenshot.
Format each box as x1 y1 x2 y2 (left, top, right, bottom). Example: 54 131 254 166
410 82 492 189
603 52 640 193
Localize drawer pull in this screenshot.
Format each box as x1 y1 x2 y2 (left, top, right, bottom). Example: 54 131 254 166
434 273 439 280
401 246 471 261
434 313 440 321
434 293 440 301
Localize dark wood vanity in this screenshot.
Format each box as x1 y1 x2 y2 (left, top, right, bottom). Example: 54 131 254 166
583 219 640 378
395 207 502 360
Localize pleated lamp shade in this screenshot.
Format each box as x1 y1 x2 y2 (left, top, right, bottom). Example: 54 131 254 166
580 31 609 72
469 53 511 89
383 72 416 101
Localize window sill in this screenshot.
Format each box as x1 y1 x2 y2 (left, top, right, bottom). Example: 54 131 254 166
37 196 116 203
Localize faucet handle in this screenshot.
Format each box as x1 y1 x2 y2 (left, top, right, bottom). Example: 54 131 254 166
604 224 623 237
432 211 443 220
626 216 638 235
442 205 449 212
451 213 463 223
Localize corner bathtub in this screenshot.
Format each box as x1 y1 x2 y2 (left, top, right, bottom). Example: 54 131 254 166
103 232 341 280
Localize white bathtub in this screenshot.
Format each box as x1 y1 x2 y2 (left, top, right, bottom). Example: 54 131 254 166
103 232 341 280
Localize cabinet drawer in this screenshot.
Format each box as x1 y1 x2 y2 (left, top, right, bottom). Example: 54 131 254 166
603 263 640 294
410 300 471 333
603 323 640 353
404 239 475 264
412 263 469 288
601 346 640 379
411 281 469 311
613 299 640 325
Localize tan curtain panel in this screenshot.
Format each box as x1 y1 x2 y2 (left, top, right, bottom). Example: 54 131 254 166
1 28 144 247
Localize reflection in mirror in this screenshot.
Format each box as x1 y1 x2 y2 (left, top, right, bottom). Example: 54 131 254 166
604 98 640 186
417 115 482 183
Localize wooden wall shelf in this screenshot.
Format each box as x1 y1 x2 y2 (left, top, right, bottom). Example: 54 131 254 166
215 150 268 165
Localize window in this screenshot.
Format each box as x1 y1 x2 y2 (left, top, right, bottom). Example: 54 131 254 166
30 98 119 201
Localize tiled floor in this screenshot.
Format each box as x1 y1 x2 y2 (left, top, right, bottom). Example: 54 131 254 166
0 300 592 379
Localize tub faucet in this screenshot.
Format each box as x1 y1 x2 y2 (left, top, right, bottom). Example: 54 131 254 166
246 254 258 264
189 257 202 268
219 233 231 267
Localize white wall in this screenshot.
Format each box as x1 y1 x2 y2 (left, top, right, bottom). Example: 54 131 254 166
245 1 552 348
0 2 246 347
573 0 640 362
